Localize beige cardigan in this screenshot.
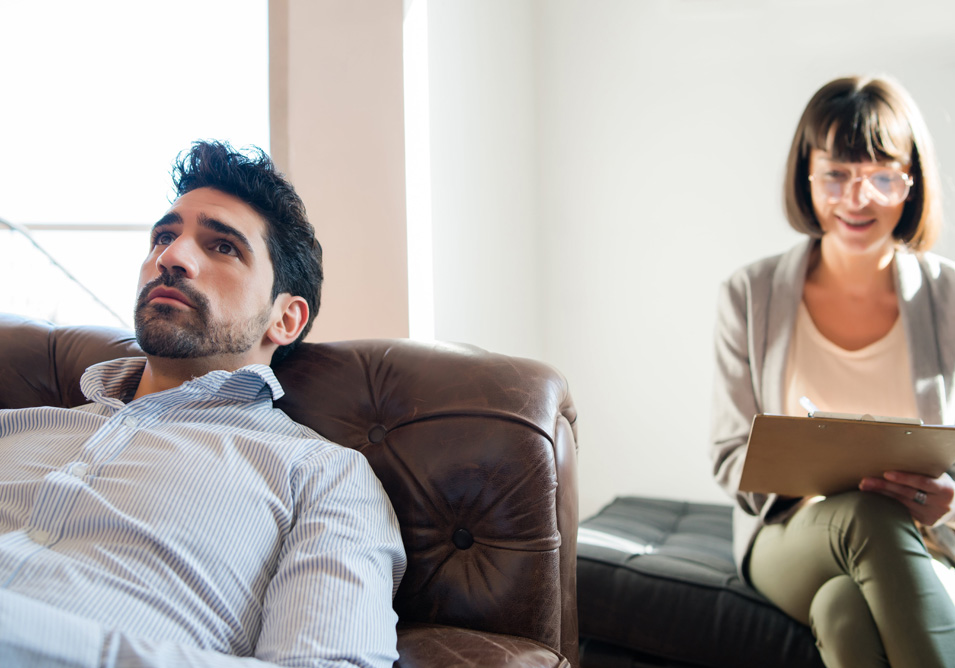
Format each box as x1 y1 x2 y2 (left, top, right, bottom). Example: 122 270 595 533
710 238 955 579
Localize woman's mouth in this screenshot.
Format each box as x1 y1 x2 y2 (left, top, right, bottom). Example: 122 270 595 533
837 215 875 230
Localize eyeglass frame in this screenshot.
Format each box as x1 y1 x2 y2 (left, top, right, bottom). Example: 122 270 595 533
807 164 914 207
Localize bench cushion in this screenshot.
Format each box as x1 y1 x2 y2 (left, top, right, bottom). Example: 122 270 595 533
577 497 823 668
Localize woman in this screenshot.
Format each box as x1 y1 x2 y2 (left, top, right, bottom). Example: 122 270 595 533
711 75 955 667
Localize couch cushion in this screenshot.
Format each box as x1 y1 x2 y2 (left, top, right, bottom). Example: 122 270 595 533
397 624 570 668
577 497 823 668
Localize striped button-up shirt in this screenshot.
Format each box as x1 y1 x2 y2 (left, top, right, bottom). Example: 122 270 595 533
0 357 406 667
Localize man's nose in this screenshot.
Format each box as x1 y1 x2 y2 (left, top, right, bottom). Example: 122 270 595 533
156 236 200 278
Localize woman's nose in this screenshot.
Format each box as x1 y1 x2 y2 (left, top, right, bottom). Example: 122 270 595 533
845 177 871 209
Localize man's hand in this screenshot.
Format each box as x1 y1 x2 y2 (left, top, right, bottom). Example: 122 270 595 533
860 471 955 526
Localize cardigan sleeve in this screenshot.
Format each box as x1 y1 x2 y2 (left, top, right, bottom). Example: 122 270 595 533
710 269 803 526
710 272 767 516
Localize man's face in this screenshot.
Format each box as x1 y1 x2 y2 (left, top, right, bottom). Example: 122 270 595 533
135 187 278 363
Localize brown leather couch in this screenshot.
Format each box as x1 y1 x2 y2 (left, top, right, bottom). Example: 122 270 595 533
0 312 580 667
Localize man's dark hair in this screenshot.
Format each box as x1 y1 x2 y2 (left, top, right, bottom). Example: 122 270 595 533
171 140 323 363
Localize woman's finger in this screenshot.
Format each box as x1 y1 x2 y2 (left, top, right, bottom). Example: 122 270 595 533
859 476 944 524
883 470 941 493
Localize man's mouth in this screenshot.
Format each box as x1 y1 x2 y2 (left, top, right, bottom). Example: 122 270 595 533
147 286 195 308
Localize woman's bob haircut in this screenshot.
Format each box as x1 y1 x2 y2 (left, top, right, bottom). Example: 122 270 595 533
784 75 942 252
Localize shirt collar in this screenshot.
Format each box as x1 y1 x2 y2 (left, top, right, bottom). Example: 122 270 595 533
80 357 286 409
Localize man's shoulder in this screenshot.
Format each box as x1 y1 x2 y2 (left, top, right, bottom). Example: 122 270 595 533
269 408 331 445
268 411 368 469
287 428 393 513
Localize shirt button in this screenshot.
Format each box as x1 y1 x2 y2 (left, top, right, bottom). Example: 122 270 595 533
30 529 52 545
124 416 139 429
73 463 89 478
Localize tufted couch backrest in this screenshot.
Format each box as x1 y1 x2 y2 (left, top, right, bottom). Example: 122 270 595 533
0 313 580 666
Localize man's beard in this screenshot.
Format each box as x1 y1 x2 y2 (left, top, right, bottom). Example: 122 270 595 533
134 274 272 360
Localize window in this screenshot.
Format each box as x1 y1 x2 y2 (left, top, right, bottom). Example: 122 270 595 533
0 0 269 327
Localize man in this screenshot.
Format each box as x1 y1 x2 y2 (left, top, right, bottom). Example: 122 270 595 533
0 141 407 667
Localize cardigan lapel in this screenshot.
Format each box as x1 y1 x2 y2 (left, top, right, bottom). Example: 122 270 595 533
895 251 946 424
761 240 814 415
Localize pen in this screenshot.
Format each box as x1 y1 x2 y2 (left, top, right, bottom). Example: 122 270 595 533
799 396 818 417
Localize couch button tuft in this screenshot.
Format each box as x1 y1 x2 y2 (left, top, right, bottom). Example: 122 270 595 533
367 425 387 443
452 528 474 550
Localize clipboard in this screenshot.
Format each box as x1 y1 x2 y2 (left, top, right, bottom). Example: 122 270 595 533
738 413 955 497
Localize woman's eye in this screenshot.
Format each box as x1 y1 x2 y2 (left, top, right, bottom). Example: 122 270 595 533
215 241 238 256
824 171 850 181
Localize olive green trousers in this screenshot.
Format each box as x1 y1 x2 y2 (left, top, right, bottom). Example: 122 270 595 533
749 491 955 668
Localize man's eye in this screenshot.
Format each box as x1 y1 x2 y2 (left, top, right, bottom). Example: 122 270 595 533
215 241 238 256
154 231 175 246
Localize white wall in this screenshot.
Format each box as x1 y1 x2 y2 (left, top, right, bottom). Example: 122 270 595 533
272 0 410 343
424 0 955 520
426 1 543 360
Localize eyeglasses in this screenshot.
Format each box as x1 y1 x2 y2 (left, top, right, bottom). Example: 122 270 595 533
808 166 914 207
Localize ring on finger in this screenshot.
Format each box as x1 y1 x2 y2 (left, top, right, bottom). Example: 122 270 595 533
914 490 928 505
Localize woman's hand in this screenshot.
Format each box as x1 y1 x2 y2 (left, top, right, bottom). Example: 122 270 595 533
859 471 955 526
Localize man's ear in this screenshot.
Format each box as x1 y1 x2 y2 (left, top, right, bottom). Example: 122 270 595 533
266 294 309 347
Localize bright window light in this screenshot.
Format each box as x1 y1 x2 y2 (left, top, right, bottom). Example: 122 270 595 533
403 0 435 341
0 0 269 327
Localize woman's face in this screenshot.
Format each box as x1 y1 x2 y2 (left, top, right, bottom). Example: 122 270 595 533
808 148 910 258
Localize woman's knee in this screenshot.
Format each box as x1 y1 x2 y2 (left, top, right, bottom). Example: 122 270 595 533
793 492 924 575
826 490 906 522
818 491 918 543
810 575 888 668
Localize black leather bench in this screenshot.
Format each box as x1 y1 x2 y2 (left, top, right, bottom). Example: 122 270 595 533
577 497 823 668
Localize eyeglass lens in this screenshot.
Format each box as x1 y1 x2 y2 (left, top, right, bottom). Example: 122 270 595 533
813 168 911 206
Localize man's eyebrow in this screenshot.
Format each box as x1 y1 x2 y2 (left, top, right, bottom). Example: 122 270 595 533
151 212 182 232
197 213 255 255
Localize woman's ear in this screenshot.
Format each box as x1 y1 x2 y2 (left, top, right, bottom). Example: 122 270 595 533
266 294 309 347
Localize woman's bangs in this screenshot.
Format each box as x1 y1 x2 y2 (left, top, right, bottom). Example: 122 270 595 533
820 100 913 165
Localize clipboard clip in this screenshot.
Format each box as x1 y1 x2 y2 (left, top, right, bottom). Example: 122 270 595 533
799 396 819 418
798 395 922 425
